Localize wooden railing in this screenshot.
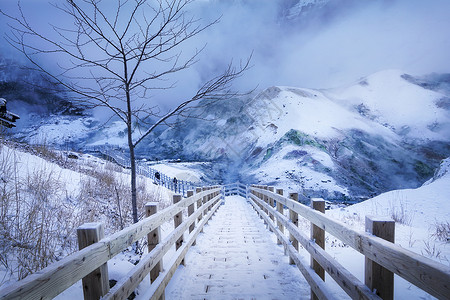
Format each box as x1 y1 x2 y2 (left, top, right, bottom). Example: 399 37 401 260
248 185 450 300
0 186 222 300
223 182 247 197
2 183 449 300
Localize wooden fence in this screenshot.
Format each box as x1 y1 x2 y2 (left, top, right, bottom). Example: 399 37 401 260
2 183 449 300
248 185 450 300
0 186 222 300
223 182 247 197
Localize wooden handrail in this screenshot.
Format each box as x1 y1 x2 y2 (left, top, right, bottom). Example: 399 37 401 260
0 187 221 300
104 193 222 299
250 186 450 300
249 193 380 300
141 197 223 299
248 194 335 300
4 182 447 300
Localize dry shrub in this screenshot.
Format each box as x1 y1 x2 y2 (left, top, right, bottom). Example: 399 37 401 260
0 144 167 283
432 221 450 242
77 163 163 234
0 147 79 281
389 192 412 226
77 167 129 234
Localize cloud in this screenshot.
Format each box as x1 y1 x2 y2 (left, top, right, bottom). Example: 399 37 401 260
2 0 450 114
191 0 450 89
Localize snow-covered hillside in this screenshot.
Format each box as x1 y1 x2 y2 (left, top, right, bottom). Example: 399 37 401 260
0 142 173 286
326 157 450 299
4 69 450 201
144 70 450 201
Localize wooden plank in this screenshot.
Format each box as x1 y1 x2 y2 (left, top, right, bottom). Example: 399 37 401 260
288 192 299 265
276 188 284 245
196 187 203 228
187 191 195 245
365 216 395 300
251 187 450 299
268 186 275 223
0 188 220 300
173 194 184 266
250 193 381 300
202 187 208 217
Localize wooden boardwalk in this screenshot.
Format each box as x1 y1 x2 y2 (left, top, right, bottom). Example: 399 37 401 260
166 195 309 299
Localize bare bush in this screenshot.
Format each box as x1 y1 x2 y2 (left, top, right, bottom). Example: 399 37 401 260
389 192 412 226
0 147 79 282
432 221 450 242
422 239 442 259
77 163 165 235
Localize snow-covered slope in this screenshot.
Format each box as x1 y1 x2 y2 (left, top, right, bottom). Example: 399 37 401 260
5 69 450 201
144 70 450 201
325 70 450 142
324 157 450 299
331 157 450 229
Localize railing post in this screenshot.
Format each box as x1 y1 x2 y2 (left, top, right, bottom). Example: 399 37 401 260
268 186 275 223
182 181 185 196
173 194 184 265
196 187 203 232
365 216 395 300
260 186 266 224
186 190 196 246
146 202 163 291
276 188 284 245
310 198 325 300
207 187 213 211
289 192 299 265
202 186 208 217
77 223 109 300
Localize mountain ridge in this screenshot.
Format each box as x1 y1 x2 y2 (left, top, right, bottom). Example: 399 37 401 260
2 68 449 202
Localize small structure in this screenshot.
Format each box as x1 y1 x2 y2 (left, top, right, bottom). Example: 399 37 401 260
0 98 20 128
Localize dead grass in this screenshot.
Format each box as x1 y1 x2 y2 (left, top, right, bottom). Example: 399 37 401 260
0 146 79 281
0 142 168 283
432 221 450 242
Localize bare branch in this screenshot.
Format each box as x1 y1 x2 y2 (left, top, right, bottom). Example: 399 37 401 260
2 0 250 224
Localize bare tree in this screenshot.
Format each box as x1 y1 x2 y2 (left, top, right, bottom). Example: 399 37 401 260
2 0 250 224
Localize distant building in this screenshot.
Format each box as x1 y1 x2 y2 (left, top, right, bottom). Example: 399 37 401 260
0 98 20 128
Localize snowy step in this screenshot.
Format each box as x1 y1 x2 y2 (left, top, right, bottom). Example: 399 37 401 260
166 195 309 299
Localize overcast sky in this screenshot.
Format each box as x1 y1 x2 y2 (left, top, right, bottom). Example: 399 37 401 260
1 0 450 112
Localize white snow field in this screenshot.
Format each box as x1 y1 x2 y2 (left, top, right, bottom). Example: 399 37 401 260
165 195 310 299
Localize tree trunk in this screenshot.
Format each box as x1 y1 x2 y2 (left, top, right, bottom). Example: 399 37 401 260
126 106 138 224
129 134 138 224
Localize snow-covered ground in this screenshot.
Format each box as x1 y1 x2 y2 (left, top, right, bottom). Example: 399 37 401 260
148 162 207 183
0 142 172 288
1 140 449 299
325 157 450 299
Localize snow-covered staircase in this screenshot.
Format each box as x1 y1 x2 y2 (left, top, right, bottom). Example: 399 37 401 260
166 195 308 298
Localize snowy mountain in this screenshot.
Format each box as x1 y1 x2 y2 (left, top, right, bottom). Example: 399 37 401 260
143 70 450 201
2 60 449 202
